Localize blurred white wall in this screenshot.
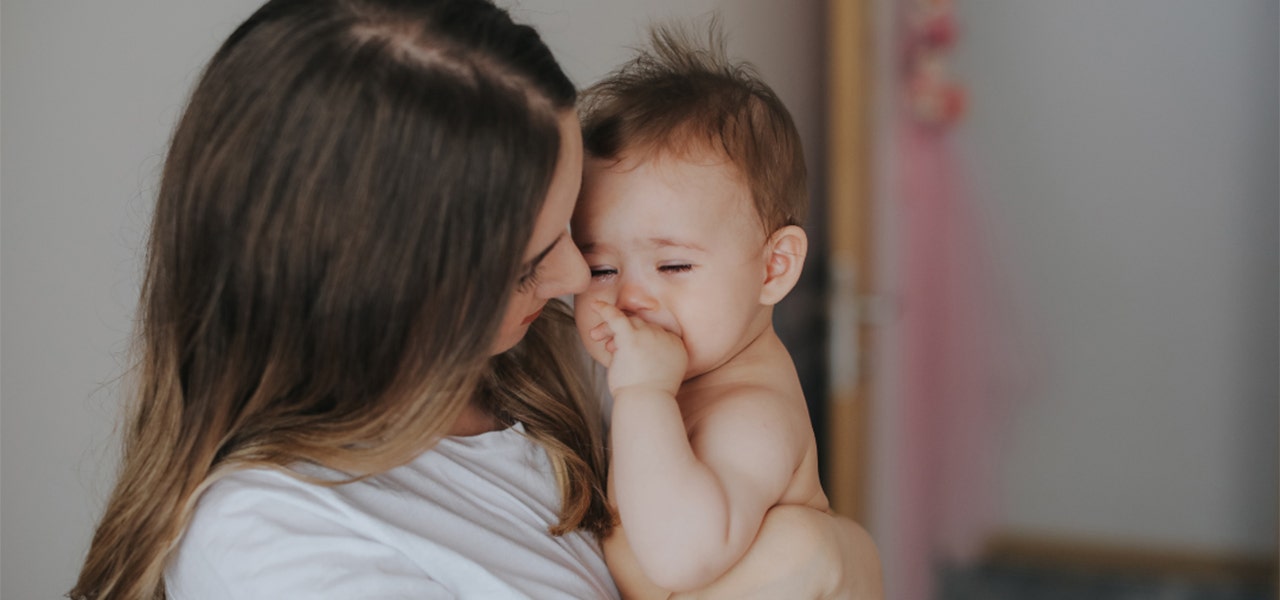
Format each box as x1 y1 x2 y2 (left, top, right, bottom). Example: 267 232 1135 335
951 0 1278 555
2 3 267 599
0 1 824 597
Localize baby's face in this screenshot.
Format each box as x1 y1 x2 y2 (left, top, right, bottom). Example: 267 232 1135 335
571 151 772 381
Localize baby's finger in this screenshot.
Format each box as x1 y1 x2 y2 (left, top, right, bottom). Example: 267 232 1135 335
591 300 634 338
589 321 612 342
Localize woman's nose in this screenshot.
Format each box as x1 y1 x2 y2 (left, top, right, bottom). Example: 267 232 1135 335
539 240 590 298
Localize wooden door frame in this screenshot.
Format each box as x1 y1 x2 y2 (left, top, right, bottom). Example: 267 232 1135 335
825 0 875 523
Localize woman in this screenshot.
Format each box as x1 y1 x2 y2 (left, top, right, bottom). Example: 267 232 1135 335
71 0 881 598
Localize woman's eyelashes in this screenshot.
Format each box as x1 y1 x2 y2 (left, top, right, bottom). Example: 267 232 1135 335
516 265 543 293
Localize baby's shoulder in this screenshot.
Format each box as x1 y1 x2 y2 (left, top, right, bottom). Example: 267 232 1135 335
684 381 811 446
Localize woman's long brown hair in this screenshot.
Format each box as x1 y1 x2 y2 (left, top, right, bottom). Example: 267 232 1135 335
71 1 609 598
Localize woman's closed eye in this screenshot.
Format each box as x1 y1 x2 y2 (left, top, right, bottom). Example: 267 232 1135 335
658 263 693 274
516 265 544 292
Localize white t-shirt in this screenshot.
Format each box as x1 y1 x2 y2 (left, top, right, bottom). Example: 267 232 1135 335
165 423 619 599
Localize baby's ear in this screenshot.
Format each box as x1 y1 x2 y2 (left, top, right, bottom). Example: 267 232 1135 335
760 225 808 306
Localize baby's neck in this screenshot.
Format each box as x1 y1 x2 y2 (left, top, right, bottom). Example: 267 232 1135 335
680 324 795 398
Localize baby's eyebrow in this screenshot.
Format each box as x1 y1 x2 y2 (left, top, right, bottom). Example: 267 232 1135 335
646 237 707 252
575 238 707 254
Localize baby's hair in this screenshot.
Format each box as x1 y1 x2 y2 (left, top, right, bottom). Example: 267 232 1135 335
579 18 807 234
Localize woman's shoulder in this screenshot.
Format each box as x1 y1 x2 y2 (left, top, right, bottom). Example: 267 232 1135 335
167 465 449 598
187 465 342 524
171 466 358 570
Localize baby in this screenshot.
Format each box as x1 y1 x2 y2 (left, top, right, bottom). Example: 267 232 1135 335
572 25 830 597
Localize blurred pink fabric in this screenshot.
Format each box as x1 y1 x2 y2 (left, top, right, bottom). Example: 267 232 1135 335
887 3 1020 598
894 122 1004 600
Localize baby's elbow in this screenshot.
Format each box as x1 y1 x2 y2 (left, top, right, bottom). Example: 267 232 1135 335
639 546 731 592
644 560 719 593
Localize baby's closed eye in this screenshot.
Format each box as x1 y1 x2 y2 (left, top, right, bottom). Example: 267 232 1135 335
589 266 618 278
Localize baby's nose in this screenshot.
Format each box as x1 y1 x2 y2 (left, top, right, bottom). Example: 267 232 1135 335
615 279 657 315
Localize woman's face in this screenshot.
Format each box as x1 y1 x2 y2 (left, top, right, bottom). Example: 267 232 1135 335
489 111 589 355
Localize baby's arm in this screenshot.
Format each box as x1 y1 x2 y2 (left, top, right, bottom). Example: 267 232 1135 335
590 302 807 591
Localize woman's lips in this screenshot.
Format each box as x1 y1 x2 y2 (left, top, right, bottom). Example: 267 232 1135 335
520 307 543 325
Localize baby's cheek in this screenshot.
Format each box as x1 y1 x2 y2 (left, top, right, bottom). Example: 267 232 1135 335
571 306 592 341
570 304 602 346
577 325 612 367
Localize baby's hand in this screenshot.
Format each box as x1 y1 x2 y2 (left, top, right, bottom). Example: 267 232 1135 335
587 300 687 397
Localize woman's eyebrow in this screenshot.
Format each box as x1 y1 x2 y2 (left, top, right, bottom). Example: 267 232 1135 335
522 234 563 272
